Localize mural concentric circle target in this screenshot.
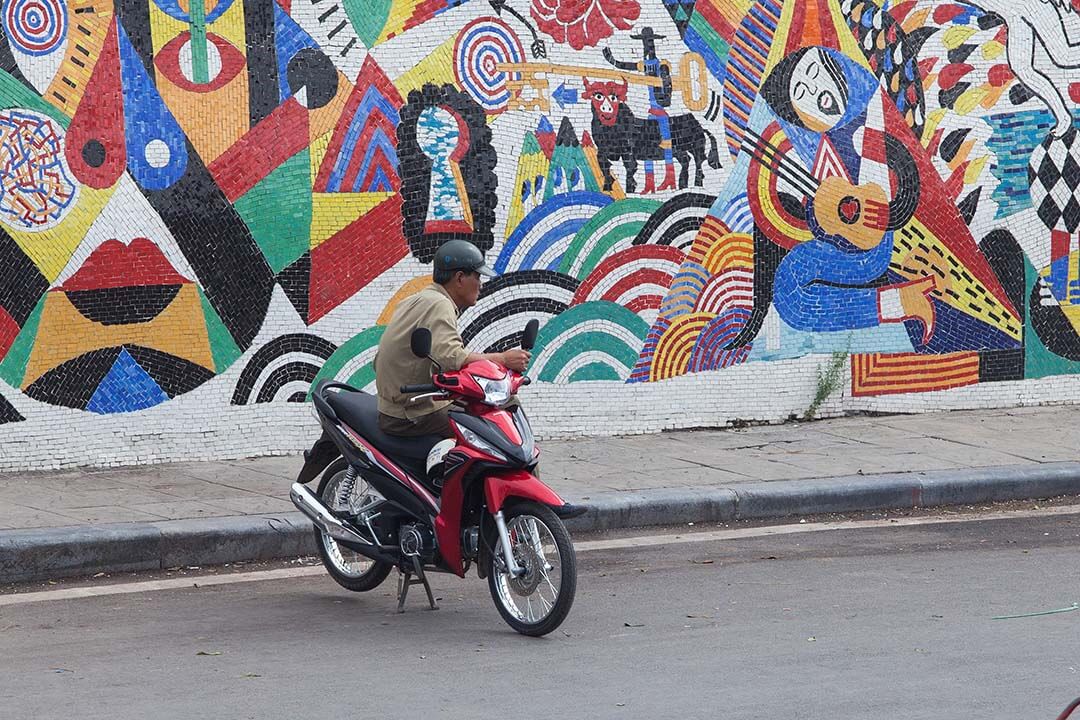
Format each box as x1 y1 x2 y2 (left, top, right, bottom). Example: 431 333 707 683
2 0 66 56
453 16 524 115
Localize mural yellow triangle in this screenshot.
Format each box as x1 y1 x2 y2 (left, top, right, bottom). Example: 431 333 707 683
764 0 797 75
377 0 423 45
828 0 868 65
4 183 114 282
310 130 333 186
209 0 247 52
393 35 456 98
148 3 186 56
311 193 396 249
505 148 550 240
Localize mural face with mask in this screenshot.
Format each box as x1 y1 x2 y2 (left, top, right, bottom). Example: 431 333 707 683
788 46 849 132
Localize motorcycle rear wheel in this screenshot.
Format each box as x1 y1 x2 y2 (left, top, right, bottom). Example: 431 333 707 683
487 501 576 636
314 463 392 592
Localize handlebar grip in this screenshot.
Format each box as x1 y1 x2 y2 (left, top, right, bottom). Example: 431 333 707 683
521 376 532 386
400 384 437 393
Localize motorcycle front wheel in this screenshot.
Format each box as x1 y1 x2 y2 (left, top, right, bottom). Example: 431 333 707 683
487 501 576 636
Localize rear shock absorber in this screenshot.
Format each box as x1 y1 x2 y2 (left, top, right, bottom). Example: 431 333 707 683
336 465 359 511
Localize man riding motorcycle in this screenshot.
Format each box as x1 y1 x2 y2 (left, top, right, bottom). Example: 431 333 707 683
374 240 531 439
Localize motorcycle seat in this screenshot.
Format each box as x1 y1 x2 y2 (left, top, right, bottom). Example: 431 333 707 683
323 387 444 481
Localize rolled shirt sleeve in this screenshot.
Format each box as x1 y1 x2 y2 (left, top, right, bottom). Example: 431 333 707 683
425 300 471 372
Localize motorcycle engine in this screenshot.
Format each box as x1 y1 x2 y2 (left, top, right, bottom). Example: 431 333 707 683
462 526 480 559
399 523 435 559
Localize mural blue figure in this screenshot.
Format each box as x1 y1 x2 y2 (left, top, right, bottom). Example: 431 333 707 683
759 47 927 341
757 46 1021 354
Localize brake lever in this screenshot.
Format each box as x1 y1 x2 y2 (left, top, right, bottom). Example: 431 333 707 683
408 392 450 403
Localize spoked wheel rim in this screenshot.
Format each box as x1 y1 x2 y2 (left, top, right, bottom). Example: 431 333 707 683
320 471 380 579
492 514 564 625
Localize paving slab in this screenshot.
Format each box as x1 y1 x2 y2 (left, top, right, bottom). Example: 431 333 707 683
207 496 300 515
0 508 87 531
50 506 169 525
909 438 1042 468
123 501 238 521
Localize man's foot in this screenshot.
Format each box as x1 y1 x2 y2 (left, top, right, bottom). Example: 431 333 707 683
658 163 677 191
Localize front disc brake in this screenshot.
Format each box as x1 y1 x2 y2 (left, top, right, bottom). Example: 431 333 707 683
508 543 543 596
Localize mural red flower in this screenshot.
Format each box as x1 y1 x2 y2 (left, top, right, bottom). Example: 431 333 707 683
530 0 640 50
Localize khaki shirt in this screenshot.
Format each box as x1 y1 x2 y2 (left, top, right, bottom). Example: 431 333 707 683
375 283 470 420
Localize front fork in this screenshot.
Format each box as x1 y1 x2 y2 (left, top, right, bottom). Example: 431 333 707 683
492 510 526 578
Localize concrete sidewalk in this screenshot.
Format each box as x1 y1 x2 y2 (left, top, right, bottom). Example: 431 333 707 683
1 406 1078 583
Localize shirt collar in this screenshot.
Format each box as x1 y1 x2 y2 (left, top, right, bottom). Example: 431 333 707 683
430 282 461 316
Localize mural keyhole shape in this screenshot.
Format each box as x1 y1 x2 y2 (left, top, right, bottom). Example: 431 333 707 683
417 105 473 233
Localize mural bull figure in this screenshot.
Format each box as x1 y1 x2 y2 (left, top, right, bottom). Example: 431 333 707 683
585 78 721 194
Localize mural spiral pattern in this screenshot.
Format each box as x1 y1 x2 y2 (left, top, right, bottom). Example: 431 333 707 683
453 17 525 114
2 0 66 56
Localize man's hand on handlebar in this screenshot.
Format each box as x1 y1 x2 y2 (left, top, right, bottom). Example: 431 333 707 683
463 349 532 373
499 349 530 373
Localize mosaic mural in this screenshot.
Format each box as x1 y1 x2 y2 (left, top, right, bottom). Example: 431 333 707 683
0 0 1078 440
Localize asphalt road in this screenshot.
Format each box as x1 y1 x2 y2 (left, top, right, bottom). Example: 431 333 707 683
1 510 1078 720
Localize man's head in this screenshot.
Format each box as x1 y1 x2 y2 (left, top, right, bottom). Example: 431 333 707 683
433 239 496 309
761 46 850 133
630 26 664 59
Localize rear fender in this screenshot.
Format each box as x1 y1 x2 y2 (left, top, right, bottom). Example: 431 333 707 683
484 470 565 513
296 431 342 484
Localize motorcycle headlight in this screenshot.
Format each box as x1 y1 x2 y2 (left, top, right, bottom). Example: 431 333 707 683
459 425 507 462
473 373 513 406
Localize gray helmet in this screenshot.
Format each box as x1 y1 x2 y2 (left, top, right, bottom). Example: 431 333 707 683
432 240 496 279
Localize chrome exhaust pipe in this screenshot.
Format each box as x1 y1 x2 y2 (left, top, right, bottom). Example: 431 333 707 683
290 482 374 547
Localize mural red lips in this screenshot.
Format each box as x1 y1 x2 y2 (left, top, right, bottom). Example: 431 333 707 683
63 238 189 290
61 238 191 325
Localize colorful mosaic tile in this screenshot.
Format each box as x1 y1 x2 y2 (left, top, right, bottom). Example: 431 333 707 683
0 0 1076 466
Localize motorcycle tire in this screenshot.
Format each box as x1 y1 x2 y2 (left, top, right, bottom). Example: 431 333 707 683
314 461 393 592
487 500 577 637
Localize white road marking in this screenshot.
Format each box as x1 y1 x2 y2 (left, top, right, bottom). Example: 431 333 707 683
574 503 1080 552
0 566 327 607
2 504 1077 606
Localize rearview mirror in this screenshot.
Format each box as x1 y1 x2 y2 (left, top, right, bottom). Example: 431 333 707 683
410 328 432 358
522 319 539 351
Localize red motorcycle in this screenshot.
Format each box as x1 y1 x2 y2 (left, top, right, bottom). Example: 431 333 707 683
291 320 583 636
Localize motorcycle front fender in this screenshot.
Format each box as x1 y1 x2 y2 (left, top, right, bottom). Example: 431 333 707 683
296 431 341 484
483 470 566 514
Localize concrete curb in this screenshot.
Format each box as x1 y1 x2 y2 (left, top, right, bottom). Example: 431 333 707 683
3 462 1078 584
565 462 1080 532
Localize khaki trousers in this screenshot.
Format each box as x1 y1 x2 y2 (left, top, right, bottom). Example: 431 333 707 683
378 409 454 438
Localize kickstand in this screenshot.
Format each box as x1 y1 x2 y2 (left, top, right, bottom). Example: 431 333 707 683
396 555 438 613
